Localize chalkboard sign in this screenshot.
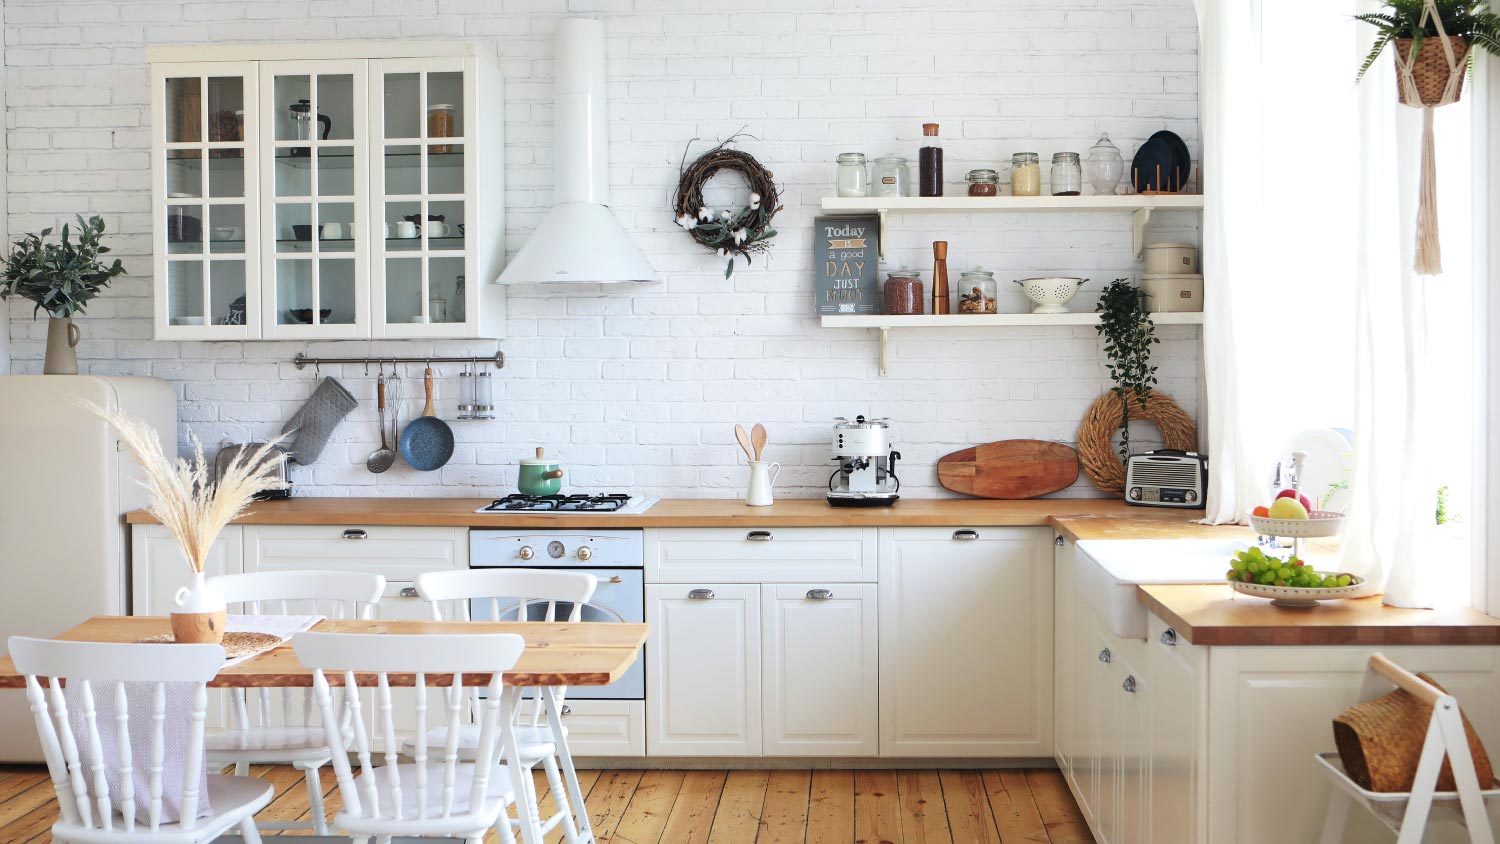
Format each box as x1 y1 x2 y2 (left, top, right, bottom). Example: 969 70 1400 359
813 214 880 315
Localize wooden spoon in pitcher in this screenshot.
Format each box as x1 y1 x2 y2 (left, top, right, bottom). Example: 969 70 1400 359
734 424 755 462
751 424 767 461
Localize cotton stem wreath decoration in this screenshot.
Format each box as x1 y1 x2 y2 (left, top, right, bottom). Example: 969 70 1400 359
673 136 782 278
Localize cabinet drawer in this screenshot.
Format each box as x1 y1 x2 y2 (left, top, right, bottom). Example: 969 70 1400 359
647 528 876 583
243 525 466 582
560 700 645 758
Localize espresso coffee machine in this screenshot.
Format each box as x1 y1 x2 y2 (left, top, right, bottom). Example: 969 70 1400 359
827 416 902 507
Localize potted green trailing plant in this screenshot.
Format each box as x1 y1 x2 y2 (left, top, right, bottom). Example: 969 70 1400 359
0 215 125 374
1095 278 1159 461
1355 0 1500 273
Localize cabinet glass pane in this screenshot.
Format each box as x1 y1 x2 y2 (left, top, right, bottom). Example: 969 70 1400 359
318 202 355 253
274 153 311 197
385 201 421 251
428 200 464 248
166 151 202 198
383 72 420 139
207 157 243 198
208 205 245 253
317 74 354 142
166 261 204 324
276 203 312 252
384 145 421 196
272 75 312 144
428 256 465 324
385 258 423 324
428 145 464 195
167 205 203 254
275 258 313 324
319 259 356 324
318 146 354 197
164 77 202 145
208 260 246 326
206 77 245 146
427 72 464 144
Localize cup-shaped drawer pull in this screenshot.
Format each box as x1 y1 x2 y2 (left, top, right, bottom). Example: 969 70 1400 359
688 588 716 600
342 529 368 540
953 529 980 541
608 575 623 584
806 589 834 600
1098 648 1112 664
560 705 572 716
398 586 419 598
1123 675 1138 694
1160 628 1179 646
746 530 774 542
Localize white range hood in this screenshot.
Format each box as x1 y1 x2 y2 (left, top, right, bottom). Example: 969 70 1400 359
498 18 656 285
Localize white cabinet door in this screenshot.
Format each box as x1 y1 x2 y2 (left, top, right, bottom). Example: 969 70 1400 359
1091 627 1120 844
877 527 1053 757
761 583 877 756
648 527 877 583
242 524 466 582
131 524 243 615
1146 614 1203 844
1115 648 1149 844
646 584 760 756
1054 533 1077 775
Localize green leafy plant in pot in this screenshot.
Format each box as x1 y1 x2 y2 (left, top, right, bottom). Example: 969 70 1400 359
1095 279 1160 461
0 215 125 374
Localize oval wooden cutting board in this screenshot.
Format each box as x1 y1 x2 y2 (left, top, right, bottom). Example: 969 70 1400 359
938 440 1080 499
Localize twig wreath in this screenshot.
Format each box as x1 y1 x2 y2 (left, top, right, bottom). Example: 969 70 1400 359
673 135 782 278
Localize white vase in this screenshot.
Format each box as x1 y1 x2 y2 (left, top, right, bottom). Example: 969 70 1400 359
171 571 227 644
746 460 781 507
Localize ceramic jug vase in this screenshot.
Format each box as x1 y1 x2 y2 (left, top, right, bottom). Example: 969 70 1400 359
746 460 781 507
171 571 227 644
43 317 80 375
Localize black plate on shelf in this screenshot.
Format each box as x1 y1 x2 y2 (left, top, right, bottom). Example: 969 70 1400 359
1149 130 1192 190
285 308 332 325
1131 136 1187 193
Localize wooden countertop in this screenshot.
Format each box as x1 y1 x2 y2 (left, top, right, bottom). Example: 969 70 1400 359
1138 584 1500 646
125 495 1243 541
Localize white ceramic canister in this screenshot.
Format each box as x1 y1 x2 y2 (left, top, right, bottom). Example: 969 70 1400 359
1140 273 1204 313
1144 242 1198 275
746 460 782 506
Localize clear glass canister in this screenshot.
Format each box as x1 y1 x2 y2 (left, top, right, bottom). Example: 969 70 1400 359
1010 152 1040 196
1051 152 1083 196
1085 132 1124 196
428 103 456 153
883 268 925 315
957 268 998 314
966 169 1000 197
870 155 908 197
835 152 869 197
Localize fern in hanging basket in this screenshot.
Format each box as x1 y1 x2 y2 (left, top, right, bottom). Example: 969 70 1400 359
1355 0 1500 102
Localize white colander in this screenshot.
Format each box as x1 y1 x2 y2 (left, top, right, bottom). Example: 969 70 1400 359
1013 277 1087 314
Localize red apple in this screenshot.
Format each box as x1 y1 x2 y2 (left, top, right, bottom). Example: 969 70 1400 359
1275 489 1312 512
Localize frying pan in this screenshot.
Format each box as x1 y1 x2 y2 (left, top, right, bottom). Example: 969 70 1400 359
399 366 455 471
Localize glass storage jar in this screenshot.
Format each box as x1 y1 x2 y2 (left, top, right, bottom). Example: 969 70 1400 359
1085 133 1124 195
883 268 925 315
428 103 456 153
835 152 869 197
1051 152 1083 196
871 155 909 197
966 169 1000 197
1010 153 1041 196
957 268 998 314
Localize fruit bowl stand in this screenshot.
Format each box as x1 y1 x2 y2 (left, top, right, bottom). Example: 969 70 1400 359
1234 451 1357 607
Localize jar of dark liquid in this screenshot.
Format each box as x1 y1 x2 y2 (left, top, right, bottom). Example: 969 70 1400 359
883 268 925 315
919 123 943 197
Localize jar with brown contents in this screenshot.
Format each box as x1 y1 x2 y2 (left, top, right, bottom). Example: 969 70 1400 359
966 169 1000 197
957 268 998 314
428 104 456 154
883 268 925 315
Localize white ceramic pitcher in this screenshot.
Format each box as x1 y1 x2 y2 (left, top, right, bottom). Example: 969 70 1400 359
746 460 781 507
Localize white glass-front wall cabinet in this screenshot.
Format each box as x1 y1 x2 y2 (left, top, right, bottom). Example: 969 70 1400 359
149 43 504 340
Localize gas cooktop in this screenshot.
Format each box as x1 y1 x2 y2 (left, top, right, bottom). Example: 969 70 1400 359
475 494 659 515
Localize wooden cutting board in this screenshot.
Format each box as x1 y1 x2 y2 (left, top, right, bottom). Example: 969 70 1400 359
938 440 1080 499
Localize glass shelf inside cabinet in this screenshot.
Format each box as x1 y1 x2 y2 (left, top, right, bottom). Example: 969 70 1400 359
275 151 465 169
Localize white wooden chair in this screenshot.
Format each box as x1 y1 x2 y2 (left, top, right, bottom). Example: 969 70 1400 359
205 570 385 835
293 631 544 844
414 569 597 844
8 636 274 844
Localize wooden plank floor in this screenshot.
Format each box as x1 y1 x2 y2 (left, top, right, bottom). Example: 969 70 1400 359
0 764 1090 844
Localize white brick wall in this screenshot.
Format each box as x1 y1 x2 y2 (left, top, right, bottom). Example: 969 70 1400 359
4 0 1201 499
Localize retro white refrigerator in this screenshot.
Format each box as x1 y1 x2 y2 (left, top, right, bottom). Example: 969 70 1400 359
0 375 177 761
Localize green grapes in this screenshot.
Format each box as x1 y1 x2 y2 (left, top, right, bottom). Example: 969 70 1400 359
1222 551 1359 591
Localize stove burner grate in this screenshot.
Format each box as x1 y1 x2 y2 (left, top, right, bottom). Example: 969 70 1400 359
482 493 633 513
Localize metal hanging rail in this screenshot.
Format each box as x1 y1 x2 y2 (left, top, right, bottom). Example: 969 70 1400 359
292 351 505 371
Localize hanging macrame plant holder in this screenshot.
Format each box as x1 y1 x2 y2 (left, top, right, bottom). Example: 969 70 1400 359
1393 0 1469 275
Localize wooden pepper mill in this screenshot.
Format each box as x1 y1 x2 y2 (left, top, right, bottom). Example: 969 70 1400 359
932 241 950 315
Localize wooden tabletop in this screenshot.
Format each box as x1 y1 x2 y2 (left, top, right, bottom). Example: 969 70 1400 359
123 495 1243 541
1138 585 1500 646
0 617 647 688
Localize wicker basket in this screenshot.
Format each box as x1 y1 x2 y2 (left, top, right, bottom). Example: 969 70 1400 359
1333 672 1496 792
1394 36 1470 106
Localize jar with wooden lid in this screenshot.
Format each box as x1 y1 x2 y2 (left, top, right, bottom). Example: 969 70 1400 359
882 268 925 315
957 268 998 314
966 169 1000 197
428 103 456 154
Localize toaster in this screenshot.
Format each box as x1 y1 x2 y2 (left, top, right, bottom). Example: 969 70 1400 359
213 442 294 500
1125 449 1207 509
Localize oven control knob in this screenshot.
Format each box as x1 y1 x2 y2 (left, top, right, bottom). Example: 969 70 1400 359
577 546 594 561
518 545 535 561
